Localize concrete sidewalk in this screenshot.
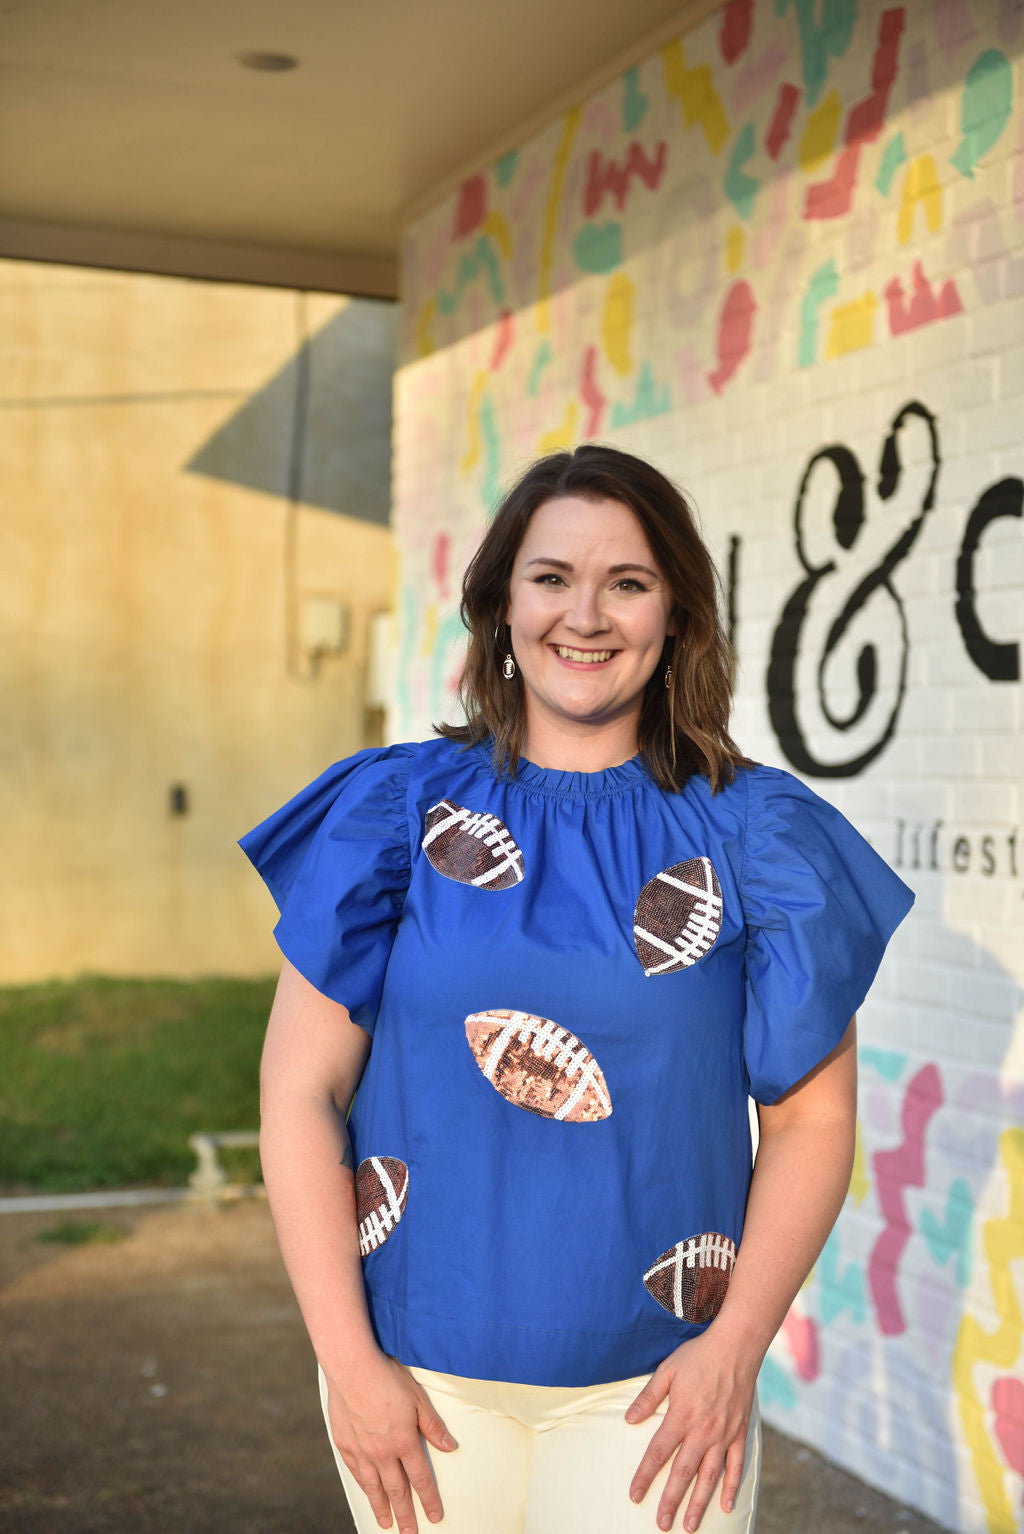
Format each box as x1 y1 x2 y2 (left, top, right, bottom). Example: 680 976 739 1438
0 1201 950 1534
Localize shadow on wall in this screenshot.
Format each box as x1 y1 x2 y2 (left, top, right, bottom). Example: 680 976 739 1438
185 297 397 526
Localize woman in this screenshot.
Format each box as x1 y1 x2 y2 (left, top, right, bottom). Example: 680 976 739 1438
242 444 913 1534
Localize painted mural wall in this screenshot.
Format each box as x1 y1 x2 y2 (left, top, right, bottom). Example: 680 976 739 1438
392 3 1024 1530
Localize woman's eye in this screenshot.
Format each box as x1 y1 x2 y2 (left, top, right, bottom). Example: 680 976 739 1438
614 578 648 592
533 573 565 587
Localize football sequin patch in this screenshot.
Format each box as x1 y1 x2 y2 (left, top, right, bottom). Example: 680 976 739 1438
633 857 723 976
643 1231 737 1322
355 1156 409 1257
464 1009 612 1122
422 800 525 890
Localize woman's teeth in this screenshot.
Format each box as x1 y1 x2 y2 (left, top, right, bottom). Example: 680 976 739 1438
554 646 614 663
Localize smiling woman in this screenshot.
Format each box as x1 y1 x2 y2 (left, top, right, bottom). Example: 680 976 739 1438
242 443 914 1534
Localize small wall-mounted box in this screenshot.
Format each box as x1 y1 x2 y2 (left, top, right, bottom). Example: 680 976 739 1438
300 594 350 657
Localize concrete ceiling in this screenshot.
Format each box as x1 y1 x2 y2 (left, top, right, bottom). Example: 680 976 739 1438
0 0 717 297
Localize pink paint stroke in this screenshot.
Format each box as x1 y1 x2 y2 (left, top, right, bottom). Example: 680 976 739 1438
432 532 451 600
453 175 487 241
583 141 668 216
868 1063 944 1337
885 261 963 334
732 42 788 114
782 1311 820 1382
992 1377 1024 1482
583 99 619 144
489 309 515 371
948 200 1024 303
765 83 800 160
580 345 607 437
676 344 711 403
720 0 754 64
805 7 905 220
708 279 757 394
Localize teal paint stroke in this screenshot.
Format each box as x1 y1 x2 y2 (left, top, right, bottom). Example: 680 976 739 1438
860 1045 909 1081
725 123 759 220
775 0 858 108
817 1229 867 1327
921 1177 974 1288
797 258 839 368
951 49 1014 178
623 67 649 131
527 339 554 397
495 150 519 188
610 361 671 427
430 609 469 724
478 392 503 515
758 1356 798 1410
395 583 419 731
573 222 624 274
875 131 907 195
437 236 505 315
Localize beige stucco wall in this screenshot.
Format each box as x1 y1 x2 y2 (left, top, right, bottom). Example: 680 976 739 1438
1 260 395 981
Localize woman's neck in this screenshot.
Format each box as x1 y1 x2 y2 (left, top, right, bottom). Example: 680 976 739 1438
520 715 640 773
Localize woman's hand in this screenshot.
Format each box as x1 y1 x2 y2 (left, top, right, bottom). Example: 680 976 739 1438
323 1350 457 1534
624 1329 758 1532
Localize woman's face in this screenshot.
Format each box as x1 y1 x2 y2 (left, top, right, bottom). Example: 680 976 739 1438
504 495 676 752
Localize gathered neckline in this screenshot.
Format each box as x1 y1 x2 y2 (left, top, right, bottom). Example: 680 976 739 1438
468 741 651 799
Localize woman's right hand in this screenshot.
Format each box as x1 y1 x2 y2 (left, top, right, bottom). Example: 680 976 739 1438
323 1349 458 1533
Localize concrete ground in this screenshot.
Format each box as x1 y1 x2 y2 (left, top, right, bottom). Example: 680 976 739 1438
0 1201 951 1534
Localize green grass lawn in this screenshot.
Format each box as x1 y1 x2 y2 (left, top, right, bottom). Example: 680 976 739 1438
0 975 276 1193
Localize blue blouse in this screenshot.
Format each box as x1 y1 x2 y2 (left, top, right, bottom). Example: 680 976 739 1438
240 737 913 1387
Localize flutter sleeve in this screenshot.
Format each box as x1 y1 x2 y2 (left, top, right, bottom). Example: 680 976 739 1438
239 743 415 1033
740 766 914 1104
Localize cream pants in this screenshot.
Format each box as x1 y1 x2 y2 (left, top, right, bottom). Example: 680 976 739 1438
318 1362 761 1534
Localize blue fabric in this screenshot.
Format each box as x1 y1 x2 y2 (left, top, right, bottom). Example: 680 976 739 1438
240 737 913 1387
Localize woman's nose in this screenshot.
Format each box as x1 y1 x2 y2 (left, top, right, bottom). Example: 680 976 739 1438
567 585 610 634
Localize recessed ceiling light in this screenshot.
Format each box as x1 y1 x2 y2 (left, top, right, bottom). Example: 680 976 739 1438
236 50 299 72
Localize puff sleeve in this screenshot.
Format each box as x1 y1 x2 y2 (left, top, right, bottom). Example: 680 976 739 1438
741 767 914 1104
239 744 415 1033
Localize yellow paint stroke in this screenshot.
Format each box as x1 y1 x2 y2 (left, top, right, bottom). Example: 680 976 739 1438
799 89 842 173
602 272 636 376
897 154 942 245
537 400 579 455
849 1118 870 1206
825 292 878 358
538 105 582 334
416 297 436 359
481 209 512 262
953 1130 1024 1534
662 40 730 154
725 224 746 275
419 602 438 659
459 371 487 474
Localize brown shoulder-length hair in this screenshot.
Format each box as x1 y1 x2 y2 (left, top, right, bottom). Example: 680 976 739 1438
435 443 749 792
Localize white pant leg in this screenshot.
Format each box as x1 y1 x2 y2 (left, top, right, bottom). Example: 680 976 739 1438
319 1363 760 1534
523 1378 761 1534
318 1362 532 1534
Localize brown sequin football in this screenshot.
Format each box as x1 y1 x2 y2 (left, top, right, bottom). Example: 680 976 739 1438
464 1008 612 1122
422 800 526 890
643 1231 737 1322
633 857 723 976
355 1155 410 1257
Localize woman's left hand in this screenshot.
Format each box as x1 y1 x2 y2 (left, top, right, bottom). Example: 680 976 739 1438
624 1329 758 1532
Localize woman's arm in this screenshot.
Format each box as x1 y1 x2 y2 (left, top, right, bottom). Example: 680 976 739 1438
259 958 455 1534
626 1016 858 1532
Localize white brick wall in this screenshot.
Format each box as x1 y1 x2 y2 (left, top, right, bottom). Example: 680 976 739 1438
392 5 1024 1529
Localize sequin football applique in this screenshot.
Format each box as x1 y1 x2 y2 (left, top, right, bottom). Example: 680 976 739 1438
633 857 723 976
355 1156 409 1257
643 1231 737 1322
464 1009 612 1122
422 800 525 889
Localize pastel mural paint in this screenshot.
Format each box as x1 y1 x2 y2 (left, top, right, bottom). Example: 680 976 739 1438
392 5 1024 1522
